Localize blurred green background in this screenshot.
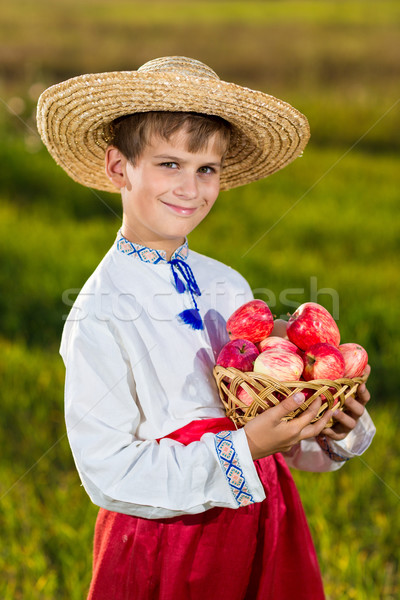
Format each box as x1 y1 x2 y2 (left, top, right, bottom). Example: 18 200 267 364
1 1 399 598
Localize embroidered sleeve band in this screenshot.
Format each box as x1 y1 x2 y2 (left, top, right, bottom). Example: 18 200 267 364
316 434 351 463
214 431 255 507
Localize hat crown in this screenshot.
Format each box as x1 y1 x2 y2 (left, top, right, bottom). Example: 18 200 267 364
37 55 310 194
137 56 220 81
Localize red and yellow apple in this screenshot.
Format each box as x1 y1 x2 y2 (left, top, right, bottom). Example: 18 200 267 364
236 384 257 406
253 349 304 381
216 338 259 371
302 342 345 381
287 302 340 350
339 343 368 378
258 336 301 356
226 299 274 343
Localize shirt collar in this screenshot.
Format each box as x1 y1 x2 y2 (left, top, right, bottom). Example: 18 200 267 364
115 229 189 264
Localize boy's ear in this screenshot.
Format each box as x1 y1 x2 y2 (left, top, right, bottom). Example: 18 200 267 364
105 146 127 189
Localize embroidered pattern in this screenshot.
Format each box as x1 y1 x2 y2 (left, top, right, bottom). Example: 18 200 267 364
115 230 202 330
116 231 188 263
214 431 255 507
316 434 350 463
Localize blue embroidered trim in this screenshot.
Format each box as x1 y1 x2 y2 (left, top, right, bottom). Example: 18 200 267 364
316 434 351 463
116 231 188 263
116 230 203 330
214 431 255 507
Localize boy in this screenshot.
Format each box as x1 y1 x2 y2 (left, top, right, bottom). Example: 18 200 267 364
37 57 375 600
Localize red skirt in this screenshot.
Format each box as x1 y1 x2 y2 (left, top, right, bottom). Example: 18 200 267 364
87 418 325 600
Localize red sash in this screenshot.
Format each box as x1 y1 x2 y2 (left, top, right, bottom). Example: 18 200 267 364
87 418 325 600
157 416 236 444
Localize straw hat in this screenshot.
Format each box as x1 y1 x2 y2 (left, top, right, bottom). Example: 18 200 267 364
36 56 310 193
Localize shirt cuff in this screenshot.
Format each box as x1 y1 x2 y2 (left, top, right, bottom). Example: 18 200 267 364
214 428 265 507
317 409 376 462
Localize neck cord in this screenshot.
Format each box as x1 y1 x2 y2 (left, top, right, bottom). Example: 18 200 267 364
169 258 203 330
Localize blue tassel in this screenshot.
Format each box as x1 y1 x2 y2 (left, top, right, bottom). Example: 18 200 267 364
178 308 204 330
169 258 204 330
171 268 186 294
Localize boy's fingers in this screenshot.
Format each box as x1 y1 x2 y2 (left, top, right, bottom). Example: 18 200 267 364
323 427 348 441
272 393 325 431
300 405 335 440
294 390 338 437
343 396 365 417
271 392 307 422
287 394 323 428
355 384 371 405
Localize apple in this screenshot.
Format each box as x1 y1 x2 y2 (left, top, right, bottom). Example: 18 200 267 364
258 336 301 356
253 349 304 381
339 343 368 378
236 384 278 408
303 342 345 381
287 302 340 350
269 318 289 339
216 339 259 371
236 384 257 406
227 299 274 343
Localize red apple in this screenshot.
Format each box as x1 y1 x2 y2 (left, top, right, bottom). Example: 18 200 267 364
253 349 304 381
227 299 274 343
236 384 256 406
303 342 345 381
236 384 277 408
339 343 368 378
216 339 259 371
287 302 340 350
258 336 301 356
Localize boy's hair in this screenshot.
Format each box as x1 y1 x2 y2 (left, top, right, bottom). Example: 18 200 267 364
110 111 232 164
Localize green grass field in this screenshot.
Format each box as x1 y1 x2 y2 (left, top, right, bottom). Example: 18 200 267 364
1 1 399 598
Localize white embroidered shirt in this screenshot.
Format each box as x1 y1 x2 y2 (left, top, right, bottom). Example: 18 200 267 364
60 231 375 519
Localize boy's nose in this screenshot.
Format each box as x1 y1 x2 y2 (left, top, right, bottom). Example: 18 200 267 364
174 172 198 200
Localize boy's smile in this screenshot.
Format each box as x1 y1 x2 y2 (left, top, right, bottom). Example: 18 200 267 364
106 129 224 259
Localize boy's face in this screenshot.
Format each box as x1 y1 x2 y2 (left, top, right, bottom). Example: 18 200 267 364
107 128 224 258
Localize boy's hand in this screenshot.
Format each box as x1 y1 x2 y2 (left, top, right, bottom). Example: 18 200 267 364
244 393 335 460
322 364 371 441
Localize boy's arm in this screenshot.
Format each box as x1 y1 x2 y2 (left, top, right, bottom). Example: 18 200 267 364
61 313 266 519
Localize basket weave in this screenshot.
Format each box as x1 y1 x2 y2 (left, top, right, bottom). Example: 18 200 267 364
213 365 366 428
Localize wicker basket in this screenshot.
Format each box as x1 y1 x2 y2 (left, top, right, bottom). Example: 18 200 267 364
213 365 366 428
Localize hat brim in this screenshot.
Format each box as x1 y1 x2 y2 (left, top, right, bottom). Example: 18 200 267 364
37 70 310 193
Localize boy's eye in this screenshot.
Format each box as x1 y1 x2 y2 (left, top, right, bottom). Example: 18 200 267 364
160 162 178 169
198 166 215 174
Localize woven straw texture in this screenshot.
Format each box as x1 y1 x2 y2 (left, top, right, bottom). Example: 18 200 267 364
213 365 366 428
36 56 310 193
